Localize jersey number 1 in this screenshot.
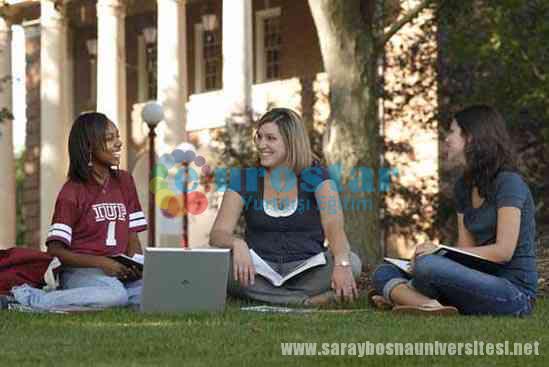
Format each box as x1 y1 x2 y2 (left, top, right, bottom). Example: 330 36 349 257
106 221 117 247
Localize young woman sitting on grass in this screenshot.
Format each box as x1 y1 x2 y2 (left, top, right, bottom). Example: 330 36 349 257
371 105 537 316
210 108 362 305
11 112 147 310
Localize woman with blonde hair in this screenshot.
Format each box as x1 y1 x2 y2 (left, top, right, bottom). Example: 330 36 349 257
210 108 362 305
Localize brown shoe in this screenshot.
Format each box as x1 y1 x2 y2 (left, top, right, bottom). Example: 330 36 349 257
392 303 459 316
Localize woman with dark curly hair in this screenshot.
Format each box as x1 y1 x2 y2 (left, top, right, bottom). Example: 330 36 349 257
371 105 537 316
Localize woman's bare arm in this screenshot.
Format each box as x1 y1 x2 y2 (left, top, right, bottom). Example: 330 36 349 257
209 190 245 249
456 214 476 248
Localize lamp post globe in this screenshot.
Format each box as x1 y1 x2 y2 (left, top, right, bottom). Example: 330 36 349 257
142 101 164 127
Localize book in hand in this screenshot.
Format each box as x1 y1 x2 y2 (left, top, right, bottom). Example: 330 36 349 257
108 253 144 272
384 244 502 275
383 258 413 275
249 249 327 287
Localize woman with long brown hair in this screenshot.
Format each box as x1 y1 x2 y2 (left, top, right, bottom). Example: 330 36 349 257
372 105 537 315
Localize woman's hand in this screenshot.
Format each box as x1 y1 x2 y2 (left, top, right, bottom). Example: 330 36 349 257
414 242 438 259
232 239 256 287
331 264 358 303
125 265 142 282
97 257 133 281
411 242 439 273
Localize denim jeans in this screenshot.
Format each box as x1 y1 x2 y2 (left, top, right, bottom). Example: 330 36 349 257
372 255 534 316
11 267 142 311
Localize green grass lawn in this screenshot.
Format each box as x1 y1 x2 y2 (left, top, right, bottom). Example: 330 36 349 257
2 297 548 367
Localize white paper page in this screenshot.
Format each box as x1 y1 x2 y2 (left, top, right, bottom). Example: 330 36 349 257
384 257 412 274
249 249 283 286
131 254 145 265
436 244 492 261
281 252 327 283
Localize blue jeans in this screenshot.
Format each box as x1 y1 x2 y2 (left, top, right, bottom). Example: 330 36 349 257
372 255 534 316
11 267 142 310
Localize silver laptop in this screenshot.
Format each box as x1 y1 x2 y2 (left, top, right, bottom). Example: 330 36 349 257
141 247 230 313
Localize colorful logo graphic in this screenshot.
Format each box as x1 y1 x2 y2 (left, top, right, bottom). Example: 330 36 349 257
150 149 211 218
150 149 400 217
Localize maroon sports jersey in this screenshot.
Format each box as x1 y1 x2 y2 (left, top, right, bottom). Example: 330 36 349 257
46 170 147 256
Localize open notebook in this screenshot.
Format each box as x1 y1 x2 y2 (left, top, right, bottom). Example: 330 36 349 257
250 249 326 287
385 244 501 275
109 253 144 272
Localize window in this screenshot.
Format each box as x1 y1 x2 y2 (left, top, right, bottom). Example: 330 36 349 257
203 30 222 91
137 35 157 102
263 16 281 80
255 7 281 83
194 24 222 93
146 43 158 100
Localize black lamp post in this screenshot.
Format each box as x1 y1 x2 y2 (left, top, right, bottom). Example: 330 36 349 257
175 142 196 248
141 102 164 247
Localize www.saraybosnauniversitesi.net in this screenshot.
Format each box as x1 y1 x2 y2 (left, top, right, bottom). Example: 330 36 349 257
280 341 540 357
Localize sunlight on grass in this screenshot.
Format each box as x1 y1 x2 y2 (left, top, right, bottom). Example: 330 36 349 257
83 321 178 328
1 298 547 366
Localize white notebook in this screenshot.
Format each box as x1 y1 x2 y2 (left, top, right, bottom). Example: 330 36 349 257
384 244 501 275
383 257 413 275
250 249 327 287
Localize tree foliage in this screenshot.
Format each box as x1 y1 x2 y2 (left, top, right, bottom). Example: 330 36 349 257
209 0 549 261
438 0 549 237
439 0 549 130
307 0 436 264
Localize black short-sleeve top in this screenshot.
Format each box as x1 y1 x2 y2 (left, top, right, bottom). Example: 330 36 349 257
228 165 331 262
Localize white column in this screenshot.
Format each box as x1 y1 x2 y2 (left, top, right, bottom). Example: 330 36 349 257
157 0 188 152
222 0 252 123
63 25 74 141
0 16 16 248
40 0 69 247
155 0 188 247
96 0 127 168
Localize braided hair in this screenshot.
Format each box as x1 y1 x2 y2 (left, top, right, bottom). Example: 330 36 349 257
67 112 113 182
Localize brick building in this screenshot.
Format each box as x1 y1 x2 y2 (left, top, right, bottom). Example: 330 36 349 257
0 0 440 257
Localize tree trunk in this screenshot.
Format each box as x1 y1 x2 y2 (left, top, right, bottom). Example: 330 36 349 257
309 0 382 266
